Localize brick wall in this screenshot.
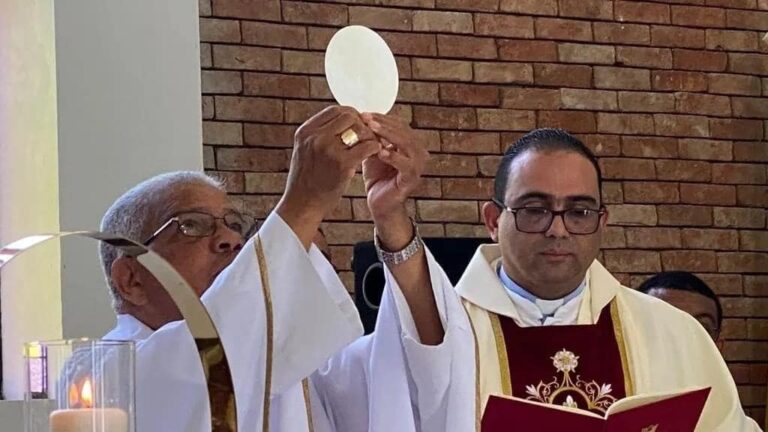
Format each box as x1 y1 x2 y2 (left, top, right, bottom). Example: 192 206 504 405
199 0 767 421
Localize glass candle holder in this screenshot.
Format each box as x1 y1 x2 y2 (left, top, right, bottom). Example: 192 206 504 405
24 339 135 432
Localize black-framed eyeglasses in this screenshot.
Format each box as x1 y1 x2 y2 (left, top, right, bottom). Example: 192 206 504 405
143 211 257 245
492 198 606 235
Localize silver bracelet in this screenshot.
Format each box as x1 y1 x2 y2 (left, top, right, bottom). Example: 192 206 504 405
374 219 422 266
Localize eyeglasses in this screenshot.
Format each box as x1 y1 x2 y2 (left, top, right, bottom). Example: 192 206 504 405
143 211 256 245
492 198 605 235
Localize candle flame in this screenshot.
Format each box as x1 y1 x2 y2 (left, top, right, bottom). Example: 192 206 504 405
68 378 94 408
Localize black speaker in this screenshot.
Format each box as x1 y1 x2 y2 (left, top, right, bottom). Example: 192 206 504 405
353 237 493 334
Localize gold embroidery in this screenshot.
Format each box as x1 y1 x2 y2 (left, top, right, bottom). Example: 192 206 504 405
255 236 274 432
525 349 617 414
610 301 635 396
463 303 482 432
489 313 512 396
302 378 315 432
641 424 659 432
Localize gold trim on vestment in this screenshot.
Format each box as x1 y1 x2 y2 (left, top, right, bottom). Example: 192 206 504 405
488 313 512 397
610 301 634 397
464 304 482 432
255 236 274 432
302 378 315 432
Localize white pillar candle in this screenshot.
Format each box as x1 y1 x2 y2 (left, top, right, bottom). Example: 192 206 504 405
49 408 128 432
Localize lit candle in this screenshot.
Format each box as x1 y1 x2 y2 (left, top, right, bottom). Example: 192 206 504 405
49 379 128 432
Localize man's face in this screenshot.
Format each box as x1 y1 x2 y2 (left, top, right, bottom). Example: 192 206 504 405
645 288 721 342
138 184 244 321
484 150 605 298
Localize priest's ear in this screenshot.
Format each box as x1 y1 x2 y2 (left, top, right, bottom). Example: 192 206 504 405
110 256 149 307
482 201 502 242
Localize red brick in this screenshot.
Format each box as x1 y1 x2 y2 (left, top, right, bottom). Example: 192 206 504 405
498 40 558 62
500 0 557 15
741 230 768 251
604 250 662 273
435 0 498 11
671 5 726 28
707 0 756 8
618 91 675 113
201 70 242 94
658 205 713 226
396 57 412 79
215 96 282 122
478 109 536 131
662 250 718 272
732 97 768 119
235 195 281 219
673 49 728 73
413 10 473 33
712 163 767 184
718 252 768 273
745 275 768 296
595 67 651 90
535 18 593 41
322 223 373 245
283 1 347 25
503 88 562 110
734 141 768 162
539 111 597 133
478 156 501 176
438 35 497 59
349 6 412 30
201 43 212 68
600 158 656 180
474 62 533 84
624 181 680 203
203 121 243 146
606 204 658 225
446 224 493 238
678 139 733 161
413 106 476 129
284 100 331 124
305 27 335 50
594 22 650 45
243 124 296 148
622 136 678 158
559 0 612 19
615 1 670 24
474 14 534 38
682 228 739 250
655 114 710 138
727 9 768 31
216 147 287 172
580 134 623 156
710 119 764 140
737 185 768 207
441 131 500 154
601 226 627 249
202 96 214 120
708 74 762 96
244 172 287 194
625 227 681 248
560 89 618 111
558 43 616 64
728 53 768 75
380 32 436 57
680 184 737 205
652 71 708 92
724 340 768 360
442 178 494 199
714 207 766 228
597 113 655 134
534 64 592 88
243 73 308 98
426 154 478 177
242 22 306 49
602 182 624 204
722 319 748 339
439 83 499 107
282 50 324 74
706 30 759 52
213 45 281 71
200 0 212 16
656 159 711 181
651 26 706 49
199 18 240 43
616 46 672 69
212 0 280 20
412 58 473 81
675 93 731 117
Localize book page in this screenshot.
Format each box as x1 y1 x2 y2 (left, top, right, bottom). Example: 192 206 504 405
606 387 708 416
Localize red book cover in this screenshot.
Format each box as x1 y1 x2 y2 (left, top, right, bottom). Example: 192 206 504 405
481 387 711 432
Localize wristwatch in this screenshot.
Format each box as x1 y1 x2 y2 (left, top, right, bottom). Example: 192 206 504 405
374 219 423 266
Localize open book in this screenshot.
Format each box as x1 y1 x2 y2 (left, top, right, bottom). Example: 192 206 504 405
481 387 711 432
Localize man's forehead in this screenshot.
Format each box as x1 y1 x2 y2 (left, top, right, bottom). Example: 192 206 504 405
505 151 600 201
648 288 718 311
161 184 234 216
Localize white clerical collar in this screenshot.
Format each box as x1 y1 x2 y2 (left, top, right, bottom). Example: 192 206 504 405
498 265 586 321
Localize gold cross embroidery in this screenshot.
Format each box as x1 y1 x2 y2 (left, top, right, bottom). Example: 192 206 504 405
641 425 659 432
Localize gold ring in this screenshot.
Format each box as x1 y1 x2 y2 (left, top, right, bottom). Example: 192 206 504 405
341 128 360 147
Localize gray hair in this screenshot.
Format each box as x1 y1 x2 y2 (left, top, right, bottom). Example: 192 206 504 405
99 171 225 311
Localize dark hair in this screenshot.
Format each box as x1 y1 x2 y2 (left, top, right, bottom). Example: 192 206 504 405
493 128 602 203
637 271 723 328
